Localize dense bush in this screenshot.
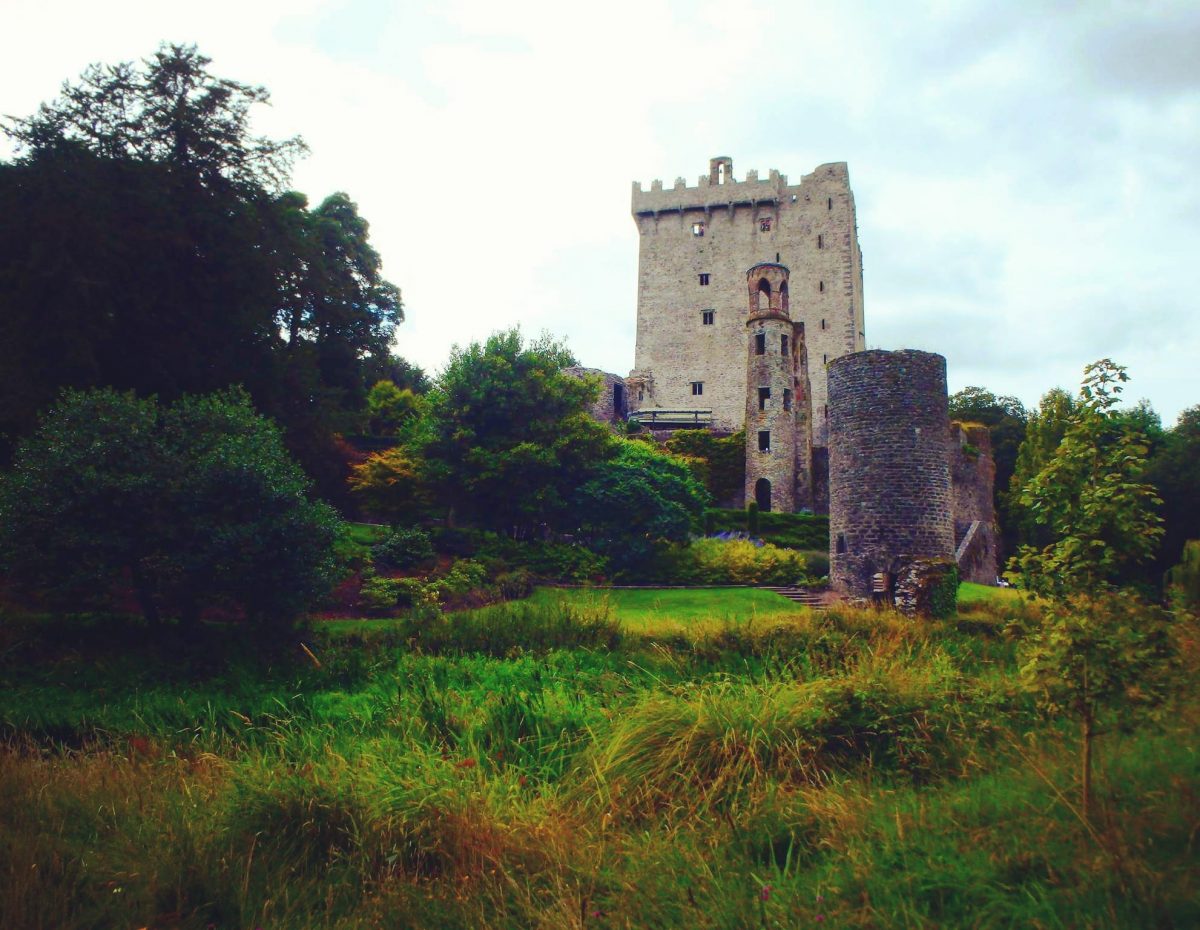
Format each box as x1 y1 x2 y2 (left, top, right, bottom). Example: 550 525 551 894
638 538 812 585
477 537 608 582
372 526 435 569
706 509 830 550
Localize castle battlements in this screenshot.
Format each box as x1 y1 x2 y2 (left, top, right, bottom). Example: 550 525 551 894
632 160 851 216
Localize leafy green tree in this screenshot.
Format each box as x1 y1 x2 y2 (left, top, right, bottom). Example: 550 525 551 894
365 380 424 437
347 445 430 524
571 441 711 571
1008 360 1163 598
664 429 745 504
422 329 615 535
1019 591 1179 821
1007 388 1079 550
0 388 341 631
1144 406 1200 575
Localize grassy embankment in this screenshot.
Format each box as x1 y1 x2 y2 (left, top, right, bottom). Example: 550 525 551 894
1 586 1196 929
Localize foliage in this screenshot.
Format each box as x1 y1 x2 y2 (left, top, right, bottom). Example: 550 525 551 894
949 387 1028 553
1007 387 1078 549
707 509 829 550
571 440 710 571
365 381 424 436
1017 590 1181 818
347 446 429 523
664 429 746 502
0 45 404 491
372 526 435 570
927 563 960 619
476 537 608 582
1144 405 1200 575
1008 360 1163 598
746 501 760 535
1165 540 1200 613
422 328 615 534
640 538 812 585
0 387 341 629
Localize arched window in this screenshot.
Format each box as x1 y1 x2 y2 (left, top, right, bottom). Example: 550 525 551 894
755 478 772 512
757 277 771 311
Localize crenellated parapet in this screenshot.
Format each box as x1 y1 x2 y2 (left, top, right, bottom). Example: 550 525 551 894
632 157 851 217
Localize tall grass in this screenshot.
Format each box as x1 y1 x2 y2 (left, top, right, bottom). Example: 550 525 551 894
1 595 1195 928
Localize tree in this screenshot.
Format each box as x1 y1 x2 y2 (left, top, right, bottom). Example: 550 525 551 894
1144 405 1200 576
422 329 615 535
0 45 404 488
1008 360 1163 598
663 429 746 504
0 388 341 631
347 445 429 524
571 441 711 570
365 380 424 437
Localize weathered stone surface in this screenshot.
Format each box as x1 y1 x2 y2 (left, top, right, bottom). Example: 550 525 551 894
631 157 865 448
893 558 958 617
563 366 628 427
827 349 955 599
949 422 999 584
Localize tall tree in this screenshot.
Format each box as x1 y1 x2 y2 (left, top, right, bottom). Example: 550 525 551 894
1144 405 1200 576
1007 387 1078 550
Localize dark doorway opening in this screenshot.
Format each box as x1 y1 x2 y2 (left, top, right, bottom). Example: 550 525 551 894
755 477 772 512
613 383 625 418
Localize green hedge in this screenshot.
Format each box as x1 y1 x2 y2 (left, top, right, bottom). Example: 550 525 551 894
706 509 829 551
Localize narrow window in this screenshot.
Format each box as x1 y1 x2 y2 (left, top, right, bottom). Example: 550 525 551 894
836 533 847 554
781 334 789 356
701 309 715 325
759 217 772 232
758 430 770 452
638 389 644 402
823 353 828 365
699 273 710 285
821 318 826 330
824 404 828 419
819 280 824 293
827 197 832 210
775 252 780 262
758 387 770 411
790 194 798 203
690 381 704 396
817 234 823 249
691 221 705 237
783 388 793 411
754 333 765 355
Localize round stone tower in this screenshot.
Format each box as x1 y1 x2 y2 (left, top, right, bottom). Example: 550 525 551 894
744 262 797 513
827 349 954 597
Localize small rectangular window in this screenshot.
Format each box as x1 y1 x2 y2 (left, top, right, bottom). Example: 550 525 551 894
821 318 826 330
817 234 823 249
701 309 715 325
819 281 824 293
758 387 770 411
699 273 710 285
759 217 772 232
781 334 789 356
754 333 765 355
758 430 770 452
691 221 705 237
690 381 704 396
827 197 832 210
783 388 793 411
823 353 828 365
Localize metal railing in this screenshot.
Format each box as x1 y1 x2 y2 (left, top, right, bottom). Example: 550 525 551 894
627 408 713 427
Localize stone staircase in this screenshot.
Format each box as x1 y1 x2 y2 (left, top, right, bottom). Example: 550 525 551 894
761 585 829 610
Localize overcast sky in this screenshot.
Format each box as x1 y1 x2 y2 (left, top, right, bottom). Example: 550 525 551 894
3 0 1198 424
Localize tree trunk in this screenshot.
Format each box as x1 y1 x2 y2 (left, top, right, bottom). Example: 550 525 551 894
1081 712 1094 823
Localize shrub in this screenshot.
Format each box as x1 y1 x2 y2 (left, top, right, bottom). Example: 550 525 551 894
477 537 608 582
639 538 811 585
495 568 535 601
746 501 760 535
372 526 435 570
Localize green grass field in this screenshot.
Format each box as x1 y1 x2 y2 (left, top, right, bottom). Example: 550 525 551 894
1 591 1195 929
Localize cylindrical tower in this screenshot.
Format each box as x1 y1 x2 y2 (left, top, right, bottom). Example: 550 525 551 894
744 263 797 513
827 349 954 597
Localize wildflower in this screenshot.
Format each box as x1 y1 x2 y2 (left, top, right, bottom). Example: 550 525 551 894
759 884 772 901
815 916 825 923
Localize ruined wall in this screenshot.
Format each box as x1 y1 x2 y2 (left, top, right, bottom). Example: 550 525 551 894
562 366 627 427
827 350 955 598
949 422 999 584
631 158 865 443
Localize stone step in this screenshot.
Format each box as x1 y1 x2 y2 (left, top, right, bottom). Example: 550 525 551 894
760 586 829 610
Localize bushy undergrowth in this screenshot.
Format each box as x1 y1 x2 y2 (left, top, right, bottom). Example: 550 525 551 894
639 537 814 585
1 596 1195 929
707 508 830 550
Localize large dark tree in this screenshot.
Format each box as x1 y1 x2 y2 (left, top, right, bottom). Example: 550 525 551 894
1144 405 1200 578
0 44 405 494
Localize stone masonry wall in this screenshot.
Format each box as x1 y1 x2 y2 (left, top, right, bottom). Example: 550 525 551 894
562 366 627 427
828 350 955 598
949 422 999 584
631 158 865 446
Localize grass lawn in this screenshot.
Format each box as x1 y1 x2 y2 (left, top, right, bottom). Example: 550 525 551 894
958 580 1025 605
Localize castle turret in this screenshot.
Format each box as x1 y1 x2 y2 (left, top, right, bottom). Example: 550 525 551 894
744 263 812 512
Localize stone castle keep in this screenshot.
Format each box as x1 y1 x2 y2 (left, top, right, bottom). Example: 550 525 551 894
573 156 997 599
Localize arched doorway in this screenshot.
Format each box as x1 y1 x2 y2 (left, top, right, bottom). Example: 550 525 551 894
755 477 771 512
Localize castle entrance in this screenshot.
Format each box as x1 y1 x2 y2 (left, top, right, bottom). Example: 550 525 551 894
755 478 772 512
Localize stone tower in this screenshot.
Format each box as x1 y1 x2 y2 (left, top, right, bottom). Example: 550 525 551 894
743 262 814 513
630 157 865 457
827 349 955 598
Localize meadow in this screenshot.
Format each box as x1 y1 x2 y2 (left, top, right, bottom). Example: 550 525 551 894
1 587 1196 929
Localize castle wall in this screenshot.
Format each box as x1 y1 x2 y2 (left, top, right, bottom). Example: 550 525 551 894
827 350 955 598
631 159 865 445
949 422 999 584
562 366 627 427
